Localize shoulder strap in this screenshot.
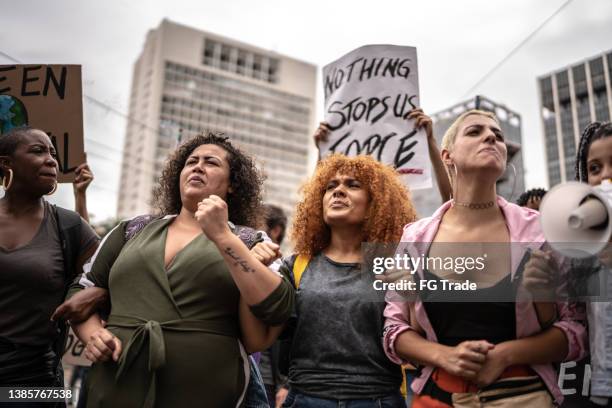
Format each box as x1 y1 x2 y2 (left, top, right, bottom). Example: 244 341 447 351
293 254 311 288
53 204 82 283
51 204 83 383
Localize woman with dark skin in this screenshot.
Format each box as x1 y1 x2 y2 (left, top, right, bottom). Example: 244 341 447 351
69 133 294 408
0 127 99 405
560 122 612 408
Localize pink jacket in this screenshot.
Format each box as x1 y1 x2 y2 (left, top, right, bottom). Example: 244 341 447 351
383 197 588 405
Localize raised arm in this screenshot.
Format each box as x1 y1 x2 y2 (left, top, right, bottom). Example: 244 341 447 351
73 161 94 223
240 240 287 352
196 195 294 323
406 109 452 202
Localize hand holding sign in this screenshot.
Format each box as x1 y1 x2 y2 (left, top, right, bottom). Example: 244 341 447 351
406 109 433 142
313 122 331 147
73 161 94 195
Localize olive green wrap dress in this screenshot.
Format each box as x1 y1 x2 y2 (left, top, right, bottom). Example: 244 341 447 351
67 217 294 408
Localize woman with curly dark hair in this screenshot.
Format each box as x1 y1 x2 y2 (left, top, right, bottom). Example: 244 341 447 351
68 133 295 408
276 153 416 408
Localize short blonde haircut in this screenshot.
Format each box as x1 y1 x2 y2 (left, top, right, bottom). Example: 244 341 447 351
440 109 499 152
440 109 500 184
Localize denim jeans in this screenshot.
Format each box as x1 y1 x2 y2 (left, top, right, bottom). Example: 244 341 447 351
245 355 271 408
281 390 406 408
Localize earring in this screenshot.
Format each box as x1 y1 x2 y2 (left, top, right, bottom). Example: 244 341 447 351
1 169 13 191
507 162 518 201
46 182 58 196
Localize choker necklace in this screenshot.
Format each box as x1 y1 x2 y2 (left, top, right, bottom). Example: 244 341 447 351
452 200 494 210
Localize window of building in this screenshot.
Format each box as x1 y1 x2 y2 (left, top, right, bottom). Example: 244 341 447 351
556 71 570 103
572 65 588 98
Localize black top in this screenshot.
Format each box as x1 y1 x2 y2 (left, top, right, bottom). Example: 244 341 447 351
420 269 517 346
0 202 98 384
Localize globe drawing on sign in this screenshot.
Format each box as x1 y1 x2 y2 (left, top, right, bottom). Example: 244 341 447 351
0 95 29 134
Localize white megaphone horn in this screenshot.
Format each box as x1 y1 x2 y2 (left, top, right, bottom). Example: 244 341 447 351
540 180 612 258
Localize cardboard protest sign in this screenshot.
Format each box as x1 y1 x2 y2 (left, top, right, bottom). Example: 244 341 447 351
320 45 431 190
63 327 91 367
0 65 85 183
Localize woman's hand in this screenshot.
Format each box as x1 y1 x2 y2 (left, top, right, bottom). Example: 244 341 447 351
473 344 510 387
437 340 494 380
250 242 282 266
406 108 433 142
73 162 94 195
523 249 556 298
195 195 231 242
313 122 331 147
84 327 122 363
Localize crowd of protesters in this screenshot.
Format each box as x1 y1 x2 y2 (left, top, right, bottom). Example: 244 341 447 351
0 110 610 407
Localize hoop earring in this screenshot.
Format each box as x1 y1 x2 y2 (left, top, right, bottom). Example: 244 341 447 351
507 162 517 202
46 182 58 196
451 163 459 202
1 169 13 191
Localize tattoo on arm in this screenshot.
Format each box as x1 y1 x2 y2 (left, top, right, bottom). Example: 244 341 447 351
224 247 256 273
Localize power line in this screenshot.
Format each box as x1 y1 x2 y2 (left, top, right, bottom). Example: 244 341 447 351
0 50 177 174
462 0 574 98
0 50 168 144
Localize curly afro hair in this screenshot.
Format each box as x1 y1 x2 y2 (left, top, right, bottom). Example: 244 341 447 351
152 132 264 227
516 188 547 207
291 154 417 257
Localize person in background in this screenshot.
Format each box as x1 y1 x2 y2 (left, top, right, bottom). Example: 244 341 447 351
516 188 547 211
257 204 290 407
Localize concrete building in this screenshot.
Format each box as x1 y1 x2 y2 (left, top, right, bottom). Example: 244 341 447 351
411 95 525 217
538 50 612 187
117 19 317 222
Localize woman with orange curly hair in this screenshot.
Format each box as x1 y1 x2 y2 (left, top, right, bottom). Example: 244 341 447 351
278 153 416 408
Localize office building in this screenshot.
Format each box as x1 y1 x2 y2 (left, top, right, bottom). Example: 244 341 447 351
538 50 612 186
117 19 317 223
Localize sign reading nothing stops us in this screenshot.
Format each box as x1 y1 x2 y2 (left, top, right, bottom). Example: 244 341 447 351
0 65 85 183
319 45 431 190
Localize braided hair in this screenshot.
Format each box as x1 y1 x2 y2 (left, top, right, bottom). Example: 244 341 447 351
575 122 612 182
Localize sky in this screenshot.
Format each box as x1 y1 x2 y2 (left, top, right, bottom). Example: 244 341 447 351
1 0 611 222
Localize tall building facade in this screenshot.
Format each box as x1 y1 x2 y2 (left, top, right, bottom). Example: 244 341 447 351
411 96 525 217
538 50 612 187
117 19 317 222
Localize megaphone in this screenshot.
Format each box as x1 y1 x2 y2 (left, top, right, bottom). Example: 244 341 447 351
540 180 612 258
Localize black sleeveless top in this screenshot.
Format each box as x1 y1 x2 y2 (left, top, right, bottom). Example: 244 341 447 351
419 269 517 346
